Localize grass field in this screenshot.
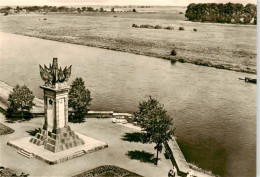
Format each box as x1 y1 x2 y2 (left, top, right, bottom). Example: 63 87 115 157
0 8 257 73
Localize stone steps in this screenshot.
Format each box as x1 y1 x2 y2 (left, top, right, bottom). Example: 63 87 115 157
18 149 33 158
74 150 85 157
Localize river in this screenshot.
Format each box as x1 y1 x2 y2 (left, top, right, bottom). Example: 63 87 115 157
0 32 256 177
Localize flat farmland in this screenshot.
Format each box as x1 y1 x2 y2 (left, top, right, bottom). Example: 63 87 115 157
0 9 257 73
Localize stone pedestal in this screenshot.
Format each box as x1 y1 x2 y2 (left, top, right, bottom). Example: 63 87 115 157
30 85 84 152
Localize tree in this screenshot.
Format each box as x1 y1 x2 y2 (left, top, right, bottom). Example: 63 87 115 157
16 6 21 12
99 7 104 12
86 7 95 11
111 7 115 12
135 96 175 165
77 7 81 13
82 7 86 11
7 85 35 118
68 77 92 121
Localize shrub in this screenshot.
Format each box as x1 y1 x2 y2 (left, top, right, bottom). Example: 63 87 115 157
132 9 137 12
6 109 33 119
132 24 139 28
193 28 197 31
178 58 185 63
164 26 174 30
154 25 163 29
170 58 177 64
179 27 184 30
140 24 154 29
170 49 177 56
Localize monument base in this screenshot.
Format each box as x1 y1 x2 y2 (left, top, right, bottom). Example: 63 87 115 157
7 133 108 165
30 126 85 153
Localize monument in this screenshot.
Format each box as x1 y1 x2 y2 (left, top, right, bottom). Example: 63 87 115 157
7 58 107 164
30 58 84 152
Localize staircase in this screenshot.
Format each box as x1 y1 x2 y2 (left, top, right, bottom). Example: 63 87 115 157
18 149 33 158
74 150 85 157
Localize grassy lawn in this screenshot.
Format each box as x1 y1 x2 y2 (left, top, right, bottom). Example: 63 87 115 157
0 10 256 74
0 114 172 177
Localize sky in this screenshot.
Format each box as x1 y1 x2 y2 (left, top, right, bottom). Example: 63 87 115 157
0 0 257 7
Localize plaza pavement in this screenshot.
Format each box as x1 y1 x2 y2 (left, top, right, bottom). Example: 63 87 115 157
0 114 173 177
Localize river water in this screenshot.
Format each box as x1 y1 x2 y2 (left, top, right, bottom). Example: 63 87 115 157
0 32 256 177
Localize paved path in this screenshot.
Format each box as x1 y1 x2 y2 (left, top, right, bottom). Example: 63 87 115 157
0 114 173 177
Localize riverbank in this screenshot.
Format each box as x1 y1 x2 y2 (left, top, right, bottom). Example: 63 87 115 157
0 12 257 74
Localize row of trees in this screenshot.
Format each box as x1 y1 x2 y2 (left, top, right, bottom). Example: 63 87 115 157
185 3 257 24
0 6 137 13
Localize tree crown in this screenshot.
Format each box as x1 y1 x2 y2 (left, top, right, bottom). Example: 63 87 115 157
135 96 175 147
68 77 92 118
8 85 35 111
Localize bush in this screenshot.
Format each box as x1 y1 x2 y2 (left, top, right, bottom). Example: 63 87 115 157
132 24 139 28
179 27 184 30
6 109 33 119
170 49 177 56
154 25 162 29
193 28 197 31
164 26 174 30
132 9 137 12
178 58 185 63
140 24 154 29
170 58 177 64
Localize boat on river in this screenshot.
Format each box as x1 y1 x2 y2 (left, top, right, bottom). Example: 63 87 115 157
239 77 257 84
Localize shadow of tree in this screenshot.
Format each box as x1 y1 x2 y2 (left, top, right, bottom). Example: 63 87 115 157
68 116 86 124
5 117 32 123
26 128 40 136
126 150 157 164
122 132 149 143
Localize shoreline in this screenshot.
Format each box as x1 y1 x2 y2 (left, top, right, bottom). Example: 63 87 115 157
1 31 256 74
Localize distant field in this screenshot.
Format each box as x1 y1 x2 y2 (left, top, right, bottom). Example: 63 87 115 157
0 8 257 73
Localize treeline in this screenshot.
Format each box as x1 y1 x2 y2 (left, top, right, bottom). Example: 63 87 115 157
185 3 257 24
0 6 137 14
